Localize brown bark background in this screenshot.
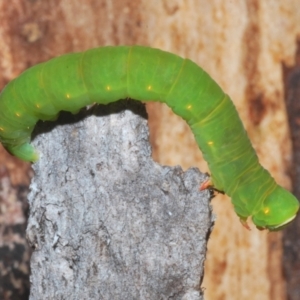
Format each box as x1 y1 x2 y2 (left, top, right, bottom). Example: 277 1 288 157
0 0 300 299
283 41 300 300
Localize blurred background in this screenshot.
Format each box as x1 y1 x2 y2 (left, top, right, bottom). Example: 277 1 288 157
0 0 299 299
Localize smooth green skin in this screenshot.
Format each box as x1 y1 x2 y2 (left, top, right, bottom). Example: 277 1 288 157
0 46 298 230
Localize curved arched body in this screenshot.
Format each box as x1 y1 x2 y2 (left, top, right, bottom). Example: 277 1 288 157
0 46 298 230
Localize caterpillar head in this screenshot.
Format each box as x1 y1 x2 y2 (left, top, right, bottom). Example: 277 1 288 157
252 186 299 231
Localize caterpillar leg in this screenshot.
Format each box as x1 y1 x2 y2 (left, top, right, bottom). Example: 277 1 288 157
199 178 213 191
199 178 225 194
240 218 251 231
6 143 39 162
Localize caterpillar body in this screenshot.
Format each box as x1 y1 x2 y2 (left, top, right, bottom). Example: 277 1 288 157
0 46 298 230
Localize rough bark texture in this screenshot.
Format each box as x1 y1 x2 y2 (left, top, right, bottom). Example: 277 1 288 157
26 101 213 300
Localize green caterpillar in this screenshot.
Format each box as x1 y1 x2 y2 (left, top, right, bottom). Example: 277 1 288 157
0 46 298 230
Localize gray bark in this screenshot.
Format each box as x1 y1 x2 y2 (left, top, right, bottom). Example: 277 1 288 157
26 100 213 300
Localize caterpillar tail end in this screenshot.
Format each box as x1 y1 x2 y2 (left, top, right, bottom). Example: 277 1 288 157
7 143 39 162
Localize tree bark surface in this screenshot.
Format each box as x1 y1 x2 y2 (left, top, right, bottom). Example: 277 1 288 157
26 100 213 300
